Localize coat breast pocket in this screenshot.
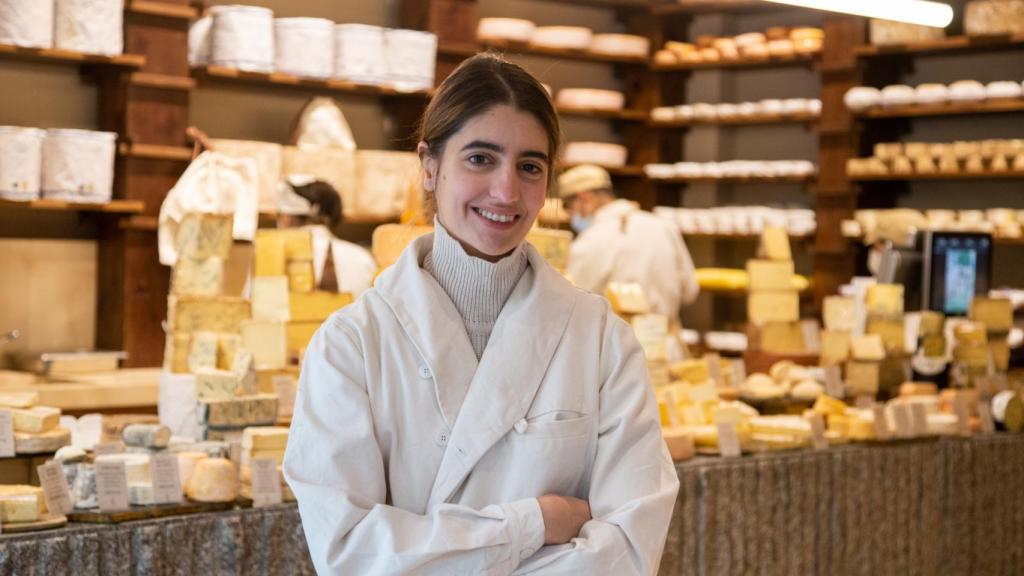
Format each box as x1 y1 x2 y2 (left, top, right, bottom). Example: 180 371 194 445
502 411 594 498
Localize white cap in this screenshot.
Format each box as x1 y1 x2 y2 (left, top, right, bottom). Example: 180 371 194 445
557 164 612 199
276 174 317 216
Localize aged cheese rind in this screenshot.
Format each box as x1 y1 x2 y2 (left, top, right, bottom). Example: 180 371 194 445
188 331 219 372
15 427 72 454
122 424 171 449
186 458 239 503
0 485 45 523
168 296 251 333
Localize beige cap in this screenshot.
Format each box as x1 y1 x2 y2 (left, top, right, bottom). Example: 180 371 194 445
557 164 612 199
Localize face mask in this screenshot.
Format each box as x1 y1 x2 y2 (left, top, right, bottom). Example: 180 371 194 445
570 213 593 234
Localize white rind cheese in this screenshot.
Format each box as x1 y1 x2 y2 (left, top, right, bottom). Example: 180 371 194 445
555 89 625 111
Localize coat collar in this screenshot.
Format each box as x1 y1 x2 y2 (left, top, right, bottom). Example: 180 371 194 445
593 198 639 224
375 232 578 509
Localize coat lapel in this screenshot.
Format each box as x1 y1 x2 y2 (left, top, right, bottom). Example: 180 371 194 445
425 245 578 509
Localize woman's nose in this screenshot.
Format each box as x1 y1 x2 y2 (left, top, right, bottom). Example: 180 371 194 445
490 164 520 203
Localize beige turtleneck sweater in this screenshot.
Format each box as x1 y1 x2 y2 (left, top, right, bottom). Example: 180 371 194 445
423 220 529 359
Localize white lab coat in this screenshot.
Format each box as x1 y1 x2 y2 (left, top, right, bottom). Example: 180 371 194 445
283 232 679 575
309 225 377 297
567 199 699 319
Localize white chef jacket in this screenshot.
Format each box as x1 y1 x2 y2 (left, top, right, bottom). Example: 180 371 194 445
566 199 699 319
283 232 680 575
309 225 378 297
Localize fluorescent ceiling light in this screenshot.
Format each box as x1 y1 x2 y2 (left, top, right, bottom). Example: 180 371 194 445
761 0 954 28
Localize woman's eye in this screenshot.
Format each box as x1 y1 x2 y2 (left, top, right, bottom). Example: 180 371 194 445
468 154 490 166
520 162 544 175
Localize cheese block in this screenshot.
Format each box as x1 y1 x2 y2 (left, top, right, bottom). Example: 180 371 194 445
749 415 811 439
562 142 627 168
851 334 886 361
530 26 592 50
197 367 243 401
101 415 159 443
813 395 847 417
254 233 287 277
175 213 233 261
242 426 289 451
820 330 851 365
747 291 799 324
846 361 880 396
866 317 906 353
605 282 649 315
172 257 224 296
164 332 191 374
668 359 708 384
746 259 794 291
70 463 97 509
242 448 286 467
96 453 152 484
56 446 88 463
287 322 320 356
555 88 625 111
252 276 291 323
989 338 1010 371
199 394 279 427
128 483 155 506
662 428 695 461
186 458 239 503
919 311 944 336
758 322 805 353
247 395 279 426
188 331 219 372
0 391 39 409
232 349 258 395
122 424 171 449
922 335 946 357
217 333 242 371
791 380 824 401
287 260 316 293
866 284 904 316
476 17 535 43
371 224 433 269
0 485 46 523
15 427 71 454
969 297 1013 332
11 406 61 434
168 296 251 333
759 227 792 261
589 33 649 57
275 228 314 261
242 321 288 369
177 451 208 490
289 291 354 322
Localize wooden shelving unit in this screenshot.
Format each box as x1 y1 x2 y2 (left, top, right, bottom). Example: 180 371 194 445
856 99 1024 119
118 143 193 162
650 174 815 184
477 39 650 65
651 52 818 71
0 198 145 214
650 111 819 127
561 165 647 177
191 65 434 99
854 33 1024 58
849 171 1024 181
0 43 145 68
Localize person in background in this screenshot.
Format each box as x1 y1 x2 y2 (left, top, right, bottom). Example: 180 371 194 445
559 164 699 319
277 175 377 297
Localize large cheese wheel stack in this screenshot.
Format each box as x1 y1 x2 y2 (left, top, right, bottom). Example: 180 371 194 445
238 427 294 501
0 390 71 455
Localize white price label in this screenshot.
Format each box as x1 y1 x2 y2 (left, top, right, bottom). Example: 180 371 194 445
0 410 14 458
871 405 890 440
273 375 296 420
37 460 74 515
716 423 741 458
704 354 723 386
250 458 283 507
977 401 996 435
809 413 828 451
150 453 184 505
95 460 129 512
910 403 929 437
93 442 124 456
825 365 845 399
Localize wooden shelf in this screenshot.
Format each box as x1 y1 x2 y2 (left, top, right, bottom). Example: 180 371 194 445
651 0 793 14
535 0 650 9
0 198 145 214
120 215 158 231
0 43 144 68
128 72 196 91
856 99 1024 119
849 170 1024 181
125 0 198 20
844 234 1024 247
651 174 814 184
652 52 818 72
118 143 193 162
478 39 649 65
855 33 1024 58
650 111 819 127
557 106 648 121
192 65 434 99
561 164 646 177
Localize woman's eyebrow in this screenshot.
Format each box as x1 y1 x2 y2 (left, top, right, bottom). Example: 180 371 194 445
459 140 549 163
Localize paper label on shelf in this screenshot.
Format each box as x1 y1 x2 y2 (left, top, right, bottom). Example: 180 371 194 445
809 413 828 451
250 457 283 507
825 365 844 399
910 403 929 437
872 405 890 440
37 460 74 515
716 423 741 458
704 353 723 386
0 410 14 458
151 453 184 505
977 401 996 434
273 375 296 420
954 396 972 437
93 442 124 456
893 404 913 438
96 460 130 512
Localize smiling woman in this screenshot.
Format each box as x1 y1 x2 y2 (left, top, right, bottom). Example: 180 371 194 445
284 53 679 576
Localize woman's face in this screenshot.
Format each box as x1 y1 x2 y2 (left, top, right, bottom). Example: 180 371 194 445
419 105 550 262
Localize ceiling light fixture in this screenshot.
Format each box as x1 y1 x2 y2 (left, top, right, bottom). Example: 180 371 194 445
761 0 954 28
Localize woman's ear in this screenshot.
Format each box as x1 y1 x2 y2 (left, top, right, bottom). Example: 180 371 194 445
417 141 437 192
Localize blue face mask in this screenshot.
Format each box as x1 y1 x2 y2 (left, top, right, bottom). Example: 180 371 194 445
570 213 593 234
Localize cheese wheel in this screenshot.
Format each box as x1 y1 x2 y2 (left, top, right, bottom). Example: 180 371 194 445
177 451 209 490
734 32 766 47
654 49 676 65
986 81 1023 99
948 80 986 102
530 26 592 50
767 39 794 57
790 27 824 41
476 17 535 43
665 41 695 56
740 43 769 59
881 85 916 107
844 87 882 111
590 33 649 57
555 88 625 111
186 457 239 503
915 83 949 104
563 142 627 167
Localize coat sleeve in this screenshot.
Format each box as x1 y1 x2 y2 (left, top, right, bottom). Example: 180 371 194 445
512 312 681 575
283 315 546 575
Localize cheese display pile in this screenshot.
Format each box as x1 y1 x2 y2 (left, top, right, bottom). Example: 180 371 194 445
476 18 649 58
238 427 294 502
650 98 821 123
844 80 1024 112
643 159 816 180
847 139 1024 178
655 205 816 237
0 390 71 455
844 208 1024 241
652 27 823 66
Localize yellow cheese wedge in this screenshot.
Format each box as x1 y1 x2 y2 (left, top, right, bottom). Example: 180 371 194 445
969 297 1013 332
748 291 799 324
746 259 794 292
254 232 287 277
0 391 39 409
759 227 792 261
866 284 904 316
605 282 649 315
12 406 61 434
0 485 45 523
851 334 886 361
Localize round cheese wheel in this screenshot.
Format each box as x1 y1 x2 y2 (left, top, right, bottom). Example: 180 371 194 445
530 26 592 50
734 32 766 47
186 457 239 503
590 33 649 57
881 85 916 107
563 142 627 167
476 18 535 43
915 83 949 104
844 87 881 111
177 451 209 490
986 80 1023 99
555 88 625 111
948 80 986 102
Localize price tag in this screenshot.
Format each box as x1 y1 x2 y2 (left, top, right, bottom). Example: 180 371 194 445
910 403 929 437
150 453 184 505
273 375 296 420
0 409 14 458
892 404 913 439
37 460 74 515
95 460 129 512
977 401 996 435
704 353 723 386
809 413 828 451
953 395 972 437
250 458 283 507
871 405 890 440
825 365 845 399
716 423 741 458
93 442 124 456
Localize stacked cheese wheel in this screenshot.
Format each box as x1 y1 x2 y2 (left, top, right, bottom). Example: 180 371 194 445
847 138 1024 178
0 391 70 455
845 207 1024 241
644 159 816 180
476 18 649 58
845 80 1024 111
654 205 816 237
653 27 823 67
651 98 821 123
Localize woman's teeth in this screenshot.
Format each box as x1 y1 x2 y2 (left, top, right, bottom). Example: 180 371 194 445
476 208 516 223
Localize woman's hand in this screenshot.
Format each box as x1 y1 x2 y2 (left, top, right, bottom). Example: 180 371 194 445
538 494 592 545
